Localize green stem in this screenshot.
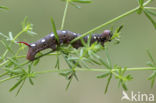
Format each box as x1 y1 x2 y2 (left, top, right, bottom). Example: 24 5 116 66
0 60 9 67
0 72 8 78
0 55 30 67
71 8 138 43
1 29 25 61
35 67 156 75
60 0 69 30
13 30 25 41
0 75 18 84
70 0 152 43
144 7 156 10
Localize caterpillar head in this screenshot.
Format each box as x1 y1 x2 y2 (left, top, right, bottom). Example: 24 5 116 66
101 30 112 42
17 42 37 61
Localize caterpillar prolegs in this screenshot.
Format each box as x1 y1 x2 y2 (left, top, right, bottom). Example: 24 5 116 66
18 30 112 61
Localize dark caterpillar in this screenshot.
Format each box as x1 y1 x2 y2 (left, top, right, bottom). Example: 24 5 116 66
18 30 112 61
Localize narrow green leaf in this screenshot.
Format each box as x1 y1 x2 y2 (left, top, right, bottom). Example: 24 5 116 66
122 82 128 91
147 50 156 65
0 33 9 39
148 71 156 88
9 77 25 92
88 58 101 65
111 25 123 40
80 48 84 57
98 58 110 69
121 67 127 76
0 6 8 10
59 71 71 77
144 11 156 29
117 25 124 33
71 0 92 3
5 69 23 75
144 9 156 16
16 78 26 96
22 16 29 30
63 55 73 69
87 34 92 46
68 57 79 60
0 76 17 84
1 41 15 54
51 17 59 43
29 78 34 85
138 0 144 6
80 38 87 47
9 32 14 41
126 75 133 81
148 71 156 80
104 74 112 94
28 63 32 73
105 48 112 68
147 61 154 67
55 54 60 69
69 2 81 8
65 76 73 90
96 72 110 78
26 31 37 36
63 55 79 81
72 60 81 68
0 72 8 78
90 52 109 68
118 79 122 88
7 58 18 66
150 77 156 88
80 60 90 68
33 59 40 66
73 72 79 81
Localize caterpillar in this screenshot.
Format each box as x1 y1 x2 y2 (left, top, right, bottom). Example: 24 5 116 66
18 30 112 61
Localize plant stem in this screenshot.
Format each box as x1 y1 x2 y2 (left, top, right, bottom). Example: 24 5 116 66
35 67 156 75
13 30 25 41
1 29 25 61
60 0 69 30
144 7 156 10
0 72 8 78
0 75 18 84
71 8 138 43
71 0 152 43
0 60 9 67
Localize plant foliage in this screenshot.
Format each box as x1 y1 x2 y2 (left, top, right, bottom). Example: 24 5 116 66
0 0 156 95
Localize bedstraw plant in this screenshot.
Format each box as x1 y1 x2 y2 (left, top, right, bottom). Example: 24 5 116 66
0 0 156 95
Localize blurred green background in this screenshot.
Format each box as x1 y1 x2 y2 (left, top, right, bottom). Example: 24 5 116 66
0 0 156 103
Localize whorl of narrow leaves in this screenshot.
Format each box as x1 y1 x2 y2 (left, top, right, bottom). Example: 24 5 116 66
147 50 156 88
136 0 156 29
144 11 156 29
